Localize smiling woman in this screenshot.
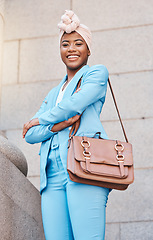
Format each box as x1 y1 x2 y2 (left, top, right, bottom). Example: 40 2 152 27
60 32 90 80
23 10 110 240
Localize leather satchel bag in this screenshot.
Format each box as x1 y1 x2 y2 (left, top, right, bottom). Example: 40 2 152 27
67 78 134 190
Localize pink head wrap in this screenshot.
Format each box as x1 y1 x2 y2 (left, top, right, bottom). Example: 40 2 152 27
58 10 92 54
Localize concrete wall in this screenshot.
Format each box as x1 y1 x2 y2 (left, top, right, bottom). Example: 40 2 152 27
0 0 4 103
0 0 153 239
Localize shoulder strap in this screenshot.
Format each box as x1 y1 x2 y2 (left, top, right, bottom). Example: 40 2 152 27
69 77 129 143
108 78 128 143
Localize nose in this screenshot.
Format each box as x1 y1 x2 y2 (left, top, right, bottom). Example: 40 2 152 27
68 43 76 51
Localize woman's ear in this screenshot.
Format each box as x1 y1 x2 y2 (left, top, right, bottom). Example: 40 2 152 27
88 49 91 56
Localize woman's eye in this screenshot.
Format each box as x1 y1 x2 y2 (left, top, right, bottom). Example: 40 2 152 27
62 43 69 47
76 43 82 46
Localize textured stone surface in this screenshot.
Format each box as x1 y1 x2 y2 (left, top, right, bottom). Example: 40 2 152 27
73 0 153 31
101 71 153 121
105 223 120 240
0 150 45 239
4 0 70 40
0 134 28 176
2 41 19 85
0 188 44 240
106 168 153 223
19 37 65 83
88 26 153 74
102 118 153 169
6 129 40 177
0 153 44 232
120 221 153 240
0 79 60 130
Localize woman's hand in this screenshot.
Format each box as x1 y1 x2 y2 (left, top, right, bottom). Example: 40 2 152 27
51 114 80 132
22 114 80 138
23 118 39 138
22 88 81 137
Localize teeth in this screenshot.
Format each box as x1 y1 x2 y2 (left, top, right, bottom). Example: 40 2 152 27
68 55 79 59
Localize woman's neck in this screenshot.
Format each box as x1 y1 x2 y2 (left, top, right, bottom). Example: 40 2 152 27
66 64 87 82
66 69 78 82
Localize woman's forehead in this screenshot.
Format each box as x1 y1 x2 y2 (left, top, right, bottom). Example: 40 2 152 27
61 32 84 42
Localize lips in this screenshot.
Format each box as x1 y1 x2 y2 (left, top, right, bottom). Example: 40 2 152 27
67 55 79 59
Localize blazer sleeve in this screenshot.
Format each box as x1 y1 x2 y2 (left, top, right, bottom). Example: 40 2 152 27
25 90 56 144
38 65 109 125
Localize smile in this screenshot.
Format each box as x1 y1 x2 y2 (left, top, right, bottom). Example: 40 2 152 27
67 55 79 59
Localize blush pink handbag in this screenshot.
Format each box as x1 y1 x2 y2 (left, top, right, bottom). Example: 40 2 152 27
67 78 134 190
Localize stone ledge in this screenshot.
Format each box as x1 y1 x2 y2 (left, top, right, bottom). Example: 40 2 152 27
0 188 45 240
0 146 45 239
0 134 28 176
6 129 40 177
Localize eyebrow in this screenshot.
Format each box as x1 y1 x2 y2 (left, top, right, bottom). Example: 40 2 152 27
62 39 84 43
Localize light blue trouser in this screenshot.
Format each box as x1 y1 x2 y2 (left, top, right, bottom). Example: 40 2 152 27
41 146 110 240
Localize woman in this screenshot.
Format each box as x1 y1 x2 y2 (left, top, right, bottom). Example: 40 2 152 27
23 10 110 240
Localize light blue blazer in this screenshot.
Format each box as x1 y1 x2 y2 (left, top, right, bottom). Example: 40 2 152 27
25 64 109 193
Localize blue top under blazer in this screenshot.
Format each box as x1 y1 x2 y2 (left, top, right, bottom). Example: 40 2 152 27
25 64 109 193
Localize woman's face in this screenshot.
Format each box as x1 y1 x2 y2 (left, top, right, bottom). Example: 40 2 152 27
60 31 90 72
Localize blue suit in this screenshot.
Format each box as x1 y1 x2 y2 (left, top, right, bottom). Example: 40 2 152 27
25 64 110 240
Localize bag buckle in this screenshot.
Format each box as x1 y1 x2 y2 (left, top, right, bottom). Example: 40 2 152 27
81 140 90 148
81 138 91 160
116 154 124 162
115 141 124 162
115 142 124 151
83 150 91 159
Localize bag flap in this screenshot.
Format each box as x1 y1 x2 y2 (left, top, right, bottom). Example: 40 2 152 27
72 136 133 166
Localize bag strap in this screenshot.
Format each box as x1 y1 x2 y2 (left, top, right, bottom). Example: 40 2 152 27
69 77 129 143
108 78 128 143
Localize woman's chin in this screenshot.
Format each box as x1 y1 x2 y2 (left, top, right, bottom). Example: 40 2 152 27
66 62 87 72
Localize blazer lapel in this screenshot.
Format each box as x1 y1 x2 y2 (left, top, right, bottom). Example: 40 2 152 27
62 65 89 99
52 75 67 107
52 65 89 107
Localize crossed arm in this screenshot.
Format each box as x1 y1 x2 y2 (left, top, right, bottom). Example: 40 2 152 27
22 87 81 140
22 113 80 138
23 65 108 144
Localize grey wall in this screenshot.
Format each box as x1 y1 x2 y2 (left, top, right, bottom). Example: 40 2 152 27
0 1 153 239
0 0 4 102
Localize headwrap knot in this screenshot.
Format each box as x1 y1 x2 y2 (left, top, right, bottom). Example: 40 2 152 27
58 10 80 34
58 10 92 54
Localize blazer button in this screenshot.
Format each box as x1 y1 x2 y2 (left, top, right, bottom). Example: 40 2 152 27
45 100 47 104
52 144 59 149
